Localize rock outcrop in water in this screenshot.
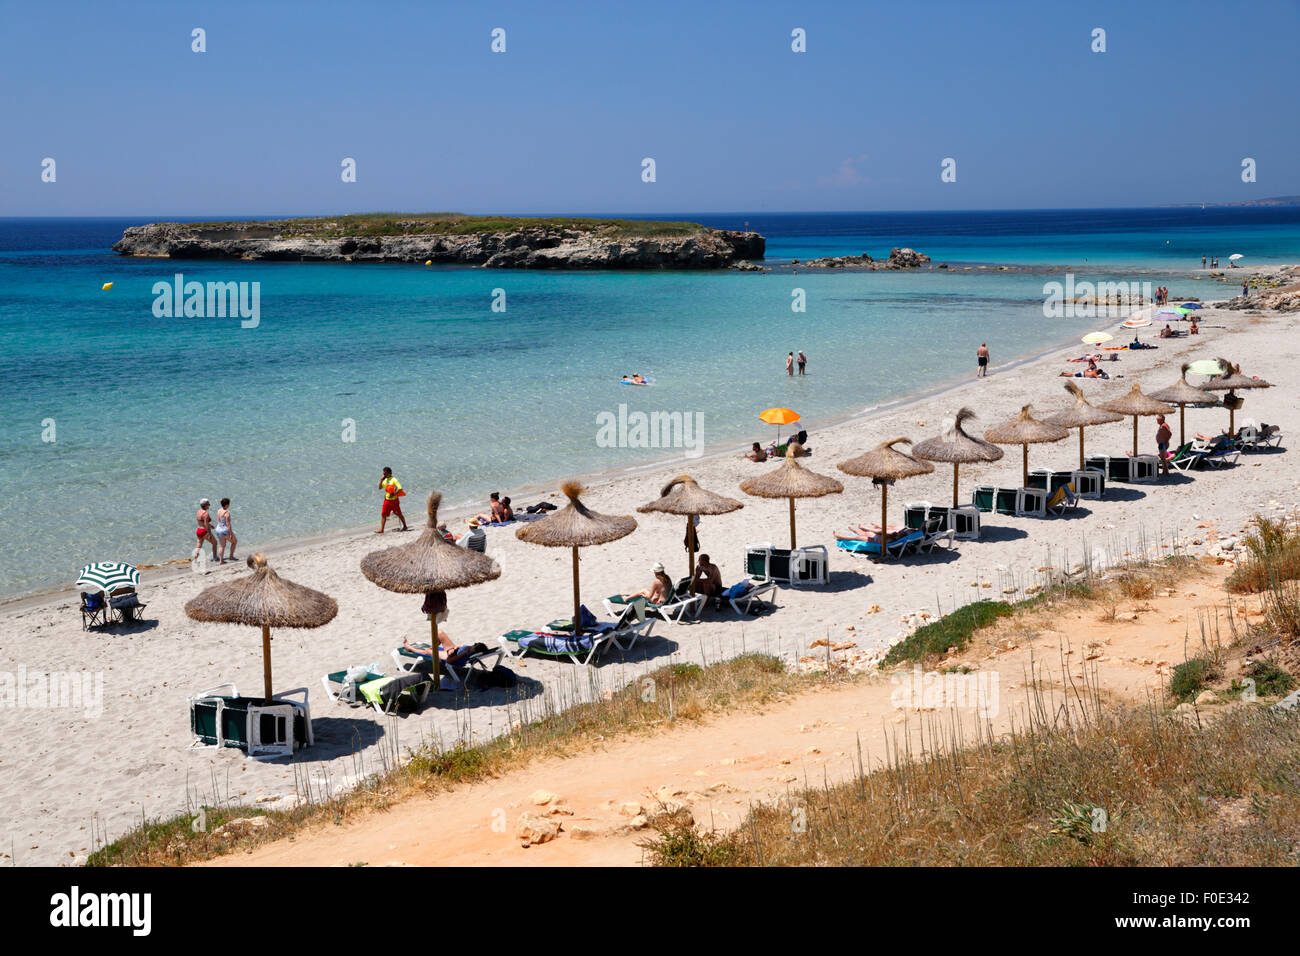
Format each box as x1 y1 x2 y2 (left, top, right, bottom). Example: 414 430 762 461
112 217 765 270
793 247 932 270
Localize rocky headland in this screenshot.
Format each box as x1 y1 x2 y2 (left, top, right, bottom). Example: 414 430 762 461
112 214 765 270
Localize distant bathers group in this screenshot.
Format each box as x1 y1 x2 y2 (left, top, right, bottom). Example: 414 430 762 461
193 497 237 563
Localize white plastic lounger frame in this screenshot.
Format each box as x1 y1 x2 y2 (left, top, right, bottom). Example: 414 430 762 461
729 577 778 615
188 683 312 757
602 592 704 625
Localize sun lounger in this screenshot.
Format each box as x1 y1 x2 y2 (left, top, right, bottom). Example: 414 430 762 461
1164 442 1205 473
1045 483 1081 516
358 673 433 714
391 642 505 688
836 530 923 558
1238 424 1281 451
603 589 704 624
321 665 387 706
188 683 313 757
719 577 778 614
1191 436 1240 468
504 603 655 664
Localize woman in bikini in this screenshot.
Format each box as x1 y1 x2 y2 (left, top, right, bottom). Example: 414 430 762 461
193 499 219 562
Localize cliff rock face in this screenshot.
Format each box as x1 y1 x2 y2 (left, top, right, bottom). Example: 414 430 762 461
112 222 765 270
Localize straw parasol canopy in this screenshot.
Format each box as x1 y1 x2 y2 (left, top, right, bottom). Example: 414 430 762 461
1099 384 1173 456
362 491 501 686
1149 364 1213 446
739 442 843 549
517 481 637 633
638 475 742 578
1043 382 1124 469
912 408 1004 507
838 438 934 558
185 552 338 701
984 405 1070 486
1196 356 1272 434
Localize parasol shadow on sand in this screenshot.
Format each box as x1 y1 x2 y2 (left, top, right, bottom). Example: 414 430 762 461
1043 382 1124 469
362 491 502 688
838 438 934 559
517 481 637 633
1195 356 1272 435
1149 364 1213 447
1099 384 1173 456
638 475 742 579
912 408 1003 507
984 405 1070 486
739 443 843 550
185 552 338 701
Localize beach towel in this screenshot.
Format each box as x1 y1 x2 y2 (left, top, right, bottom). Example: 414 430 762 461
836 530 922 554
517 631 598 656
547 604 599 633
720 581 754 600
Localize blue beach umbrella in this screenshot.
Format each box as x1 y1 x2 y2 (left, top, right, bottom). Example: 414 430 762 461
75 561 139 594
1180 303 1202 310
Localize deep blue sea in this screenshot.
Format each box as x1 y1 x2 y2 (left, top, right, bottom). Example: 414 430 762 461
3 207 1298 598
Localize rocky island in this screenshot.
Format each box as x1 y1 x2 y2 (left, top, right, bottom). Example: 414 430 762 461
112 213 765 270
792 247 933 270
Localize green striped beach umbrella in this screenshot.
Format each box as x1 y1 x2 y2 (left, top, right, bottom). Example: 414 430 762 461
75 562 139 594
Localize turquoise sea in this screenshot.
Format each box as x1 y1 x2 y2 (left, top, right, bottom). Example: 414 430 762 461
2 208 1299 599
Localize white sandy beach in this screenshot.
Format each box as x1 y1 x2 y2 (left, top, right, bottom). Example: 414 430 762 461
3 269 1298 866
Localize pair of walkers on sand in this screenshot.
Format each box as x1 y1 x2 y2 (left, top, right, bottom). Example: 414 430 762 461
193 498 237 563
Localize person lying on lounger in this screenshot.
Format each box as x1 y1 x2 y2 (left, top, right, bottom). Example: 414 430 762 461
851 522 905 537
623 563 674 604
835 529 893 544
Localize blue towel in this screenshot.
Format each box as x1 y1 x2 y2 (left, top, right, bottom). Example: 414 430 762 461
836 531 922 554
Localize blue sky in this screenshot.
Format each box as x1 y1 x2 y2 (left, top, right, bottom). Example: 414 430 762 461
2 0 1297 216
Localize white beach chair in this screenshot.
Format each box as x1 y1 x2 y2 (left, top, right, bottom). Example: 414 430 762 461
727 577 778 615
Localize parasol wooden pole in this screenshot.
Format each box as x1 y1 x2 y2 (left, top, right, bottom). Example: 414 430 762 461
686 517 697 579
1228 397 1236 436
952 463 960 508
1021 444 1029 487
571 545 581 635
1179 404 1186 447
1132 416 1138 456
1078 427 1086 470
880 485 889 560
428 613 440 690
261 625 273 701
788 497 797 550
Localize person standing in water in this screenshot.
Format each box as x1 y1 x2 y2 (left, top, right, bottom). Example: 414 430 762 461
376 467 409 533
193 498 219 562
214 497 237 564
797 350 807 375
786 352 794 376
976 343 990 378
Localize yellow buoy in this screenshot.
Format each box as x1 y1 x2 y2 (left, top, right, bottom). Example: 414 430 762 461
424 260 431 266
101 282 113 291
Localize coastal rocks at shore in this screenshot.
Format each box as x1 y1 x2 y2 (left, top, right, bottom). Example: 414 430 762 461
1221 267 1300 312
793 247 932 270
112 221 766 270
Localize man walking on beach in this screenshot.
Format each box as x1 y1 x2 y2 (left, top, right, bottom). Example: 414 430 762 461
976 343 989 378
1155 415 1172 477
786 352 794 376
797 350 807 375
377 467 409 533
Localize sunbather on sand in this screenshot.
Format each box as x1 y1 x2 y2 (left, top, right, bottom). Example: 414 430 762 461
835 529 890 544
623 563 674 604
745 441 766 462
471 492 507 525
500 496 515 521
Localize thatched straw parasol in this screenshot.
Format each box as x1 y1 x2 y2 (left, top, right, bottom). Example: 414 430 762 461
1149 364 1212 446
517 481 637 633
1099 384 1173 456
362 491 501 687
1196 356 1272 435
185 553 338 701
739 443 843 549
838 438 934 559
912 408 1003 507
1043 382 1124 469
984 405 1070 486
638 475 742 578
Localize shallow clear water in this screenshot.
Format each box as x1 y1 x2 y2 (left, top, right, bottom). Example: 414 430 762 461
2 208 1297 598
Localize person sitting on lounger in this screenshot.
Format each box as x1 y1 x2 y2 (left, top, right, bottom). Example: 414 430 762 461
745 441 766 462
691 553 723 602
1159 324 1172 338
623 562 674 604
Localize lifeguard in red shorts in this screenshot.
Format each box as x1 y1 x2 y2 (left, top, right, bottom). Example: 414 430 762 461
376 467 409 533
